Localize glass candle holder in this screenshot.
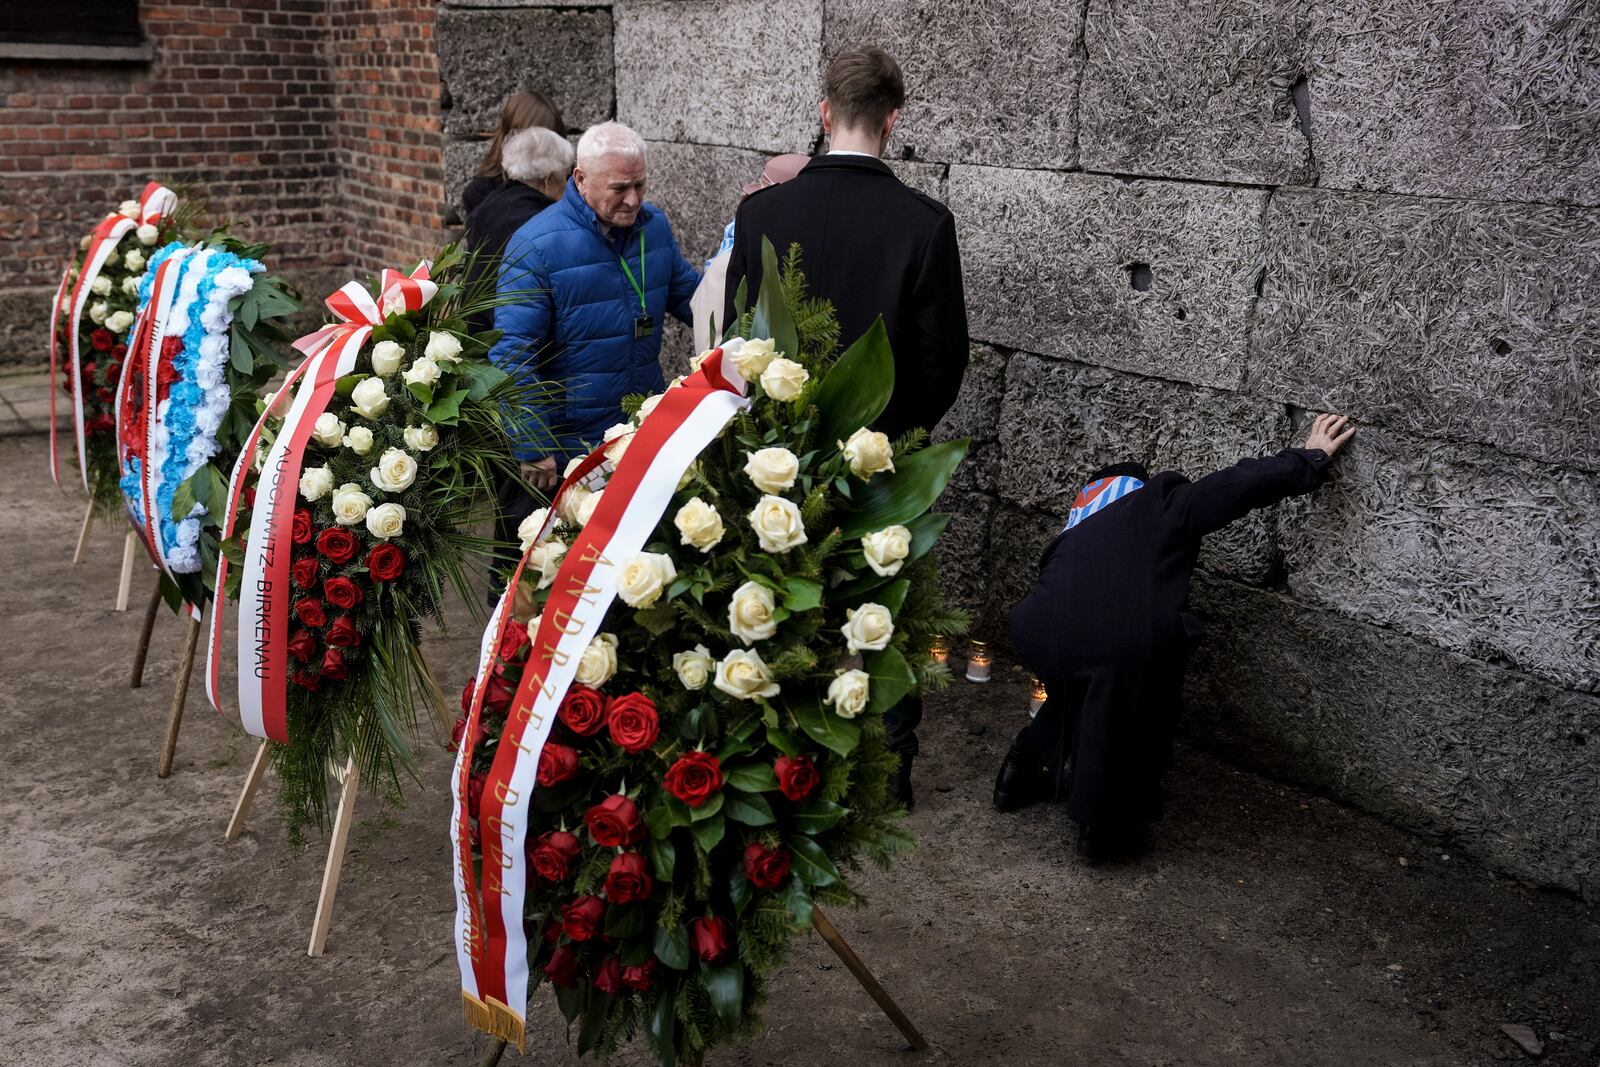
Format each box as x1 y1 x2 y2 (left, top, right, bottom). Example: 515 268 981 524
965 640 992 683
1028 677 1048 717
929 636 949 664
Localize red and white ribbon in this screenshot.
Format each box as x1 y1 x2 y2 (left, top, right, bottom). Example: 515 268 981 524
451 348 750 1049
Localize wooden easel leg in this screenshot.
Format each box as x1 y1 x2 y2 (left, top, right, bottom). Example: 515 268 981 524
811 905 930 1052
225 742 272 841
157 616 202 779
114 529 137 610
478 1039 508 1067
307 757 360 958
72 498 95 564
130 582 163 688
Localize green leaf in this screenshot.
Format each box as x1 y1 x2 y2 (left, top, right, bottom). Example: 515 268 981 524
577 989 612 1055
650 981 678 1067
648 835 676 882
238 290 260 331
812 317 894 446
554 982 586 1024
228 323 254 374
729 865 753 915
750 237 799 364
786 835 840 887
790 799 848 834
406 381 434 406
692 813 726 851
791 699 862 757
633 601 678 636
866 646 917 715
765 725 800 758
729 276 750 327
620 939 654 967
335 373 368 397
781 577 823 613
605 903 650 939
646 801 687 840
654 924 689 970
459 359 509 401
875 578 911 618
172 468 204 520
723 762 779 793
425 386 469 426
837 439 970 540
703 961 744 1034
783 878 815 929
723 789 775 827
689 791 724 822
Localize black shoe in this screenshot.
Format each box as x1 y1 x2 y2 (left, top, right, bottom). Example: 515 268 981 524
889 760 914 811
1075 821 1147 865
993 730 1055 812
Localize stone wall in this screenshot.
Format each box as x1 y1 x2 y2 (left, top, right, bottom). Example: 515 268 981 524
435 0 1600 896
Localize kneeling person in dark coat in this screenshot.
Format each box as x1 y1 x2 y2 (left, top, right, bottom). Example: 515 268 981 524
997 413 1357 862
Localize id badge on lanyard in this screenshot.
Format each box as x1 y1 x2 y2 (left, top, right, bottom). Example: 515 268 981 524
620 233 653 339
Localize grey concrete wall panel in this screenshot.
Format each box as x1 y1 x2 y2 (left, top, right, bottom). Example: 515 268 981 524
643 141 769 266
1079 0 1314 185
1250 189 1600 471
933 491 997 621
890 160 948 204
0 288 49 371
934 344 1008 446
1311 3 1600 207
442 0 607 6
615 1 823 154
437 7 614 140
951 166 1268 390
822 0 1083 169
1280 427 1600 692
1185 576 1600 897
442 139 483 224
982 502 1067 638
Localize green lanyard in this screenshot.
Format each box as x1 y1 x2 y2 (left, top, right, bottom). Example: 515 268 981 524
618 232 646 314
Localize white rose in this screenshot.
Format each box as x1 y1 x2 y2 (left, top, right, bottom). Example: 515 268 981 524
575 490 603 527
636 393 663 424
369 340 405 377
299 466 335 501
732 336 778 378
88 301 109 324
714 648 780 701
861 524 913 577
602 421 632 464
563 455 586 479
331 482 373 526
744 447 798 493
727 581 777 644
424 331 463 364
121 275 141 297
673 645 714 690
673 497 724 552
748 494 807 554
841 602 895 654
524 613 543 644
403 424 438 451
826 669 871 719
105 310 134 334
263 389 292 419
90 275 112 296
558 485 592 526
759 357 809 401
350 376 390 419
136 223 159 246
381 288 408 318
79 234 92 251
118 200 140 219
575 633 618 688
618 551 677 608
252 442 268 472
402 356 441 388
688 348 714 373
343 426 374 454
312 412 346 448
840 427 895 480
527 538 567 589
365 501 407 540
123 249 145 272
515 507 554 551
369 447 418 492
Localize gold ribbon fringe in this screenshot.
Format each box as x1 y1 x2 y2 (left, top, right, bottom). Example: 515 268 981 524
463 992 526 1052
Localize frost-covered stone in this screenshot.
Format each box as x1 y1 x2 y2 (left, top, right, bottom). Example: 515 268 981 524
935 344 1007 446
437 7 613 139
643 142 769 266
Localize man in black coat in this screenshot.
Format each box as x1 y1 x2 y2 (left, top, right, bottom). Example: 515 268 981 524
997 414 1357 861
724 46 970 808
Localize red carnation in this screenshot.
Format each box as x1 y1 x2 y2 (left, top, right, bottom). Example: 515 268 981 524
543 944 580 988
593 956 625 996
291 508 314 545
292 556 320 591
537 742 580 787
156 357 182 389
560 895 606 942
621 958 657 992
557 684 606 737
742 842 792 890
323 575 363 611
449 714 470 754
316 527 357 563
664 751 723 809
326 616 361 648
690 915 733 963
584 794 644 848
528 829 582 883
90 328 113 352
774 754 820 803
605 692 660 754
287 628 318 664
321 648 349 682
367 542 405 582
160 335 183 361
293 597 326 628
603 852 653 905
483 672 516 714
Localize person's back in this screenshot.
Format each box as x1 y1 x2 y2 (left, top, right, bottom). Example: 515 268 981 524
464 126 572 338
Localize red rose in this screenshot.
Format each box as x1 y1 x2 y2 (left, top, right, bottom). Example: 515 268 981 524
460 679 474 716
291 555 320 590
536 742 580 787
496 624 529 667
558 684 606 737
367 542 405 582
287 627 318 664
742 842 792 890
690 916 733 963
323 575 363 610
543 944 580 988
111 343 127 358
774 755 820 803
449 715 470 754
95 387 114 403
90 328 113 352
483 672 515 714
593 955 625 996
243 485 256 509
321 648 349 682
529 829 582 883
103 361 122 386
468 772 487 817
603 852 653 905
664 751 723 809
606 692 660 754
326 616 361 648
541 919 563 946
316 527 357 563
86 414 114 433
293 597 326 628
621 958 657 992
584 794 644 848
291 668 321 691
291 508 314 545
82 361 97 380
560 895 606 942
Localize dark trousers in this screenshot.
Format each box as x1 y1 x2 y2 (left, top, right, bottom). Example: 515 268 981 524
885 694 922 762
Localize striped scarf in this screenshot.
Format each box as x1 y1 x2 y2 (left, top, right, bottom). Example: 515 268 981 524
1063 475 1144 532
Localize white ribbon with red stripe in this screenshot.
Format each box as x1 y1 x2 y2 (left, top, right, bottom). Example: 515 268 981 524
451 348 750 1049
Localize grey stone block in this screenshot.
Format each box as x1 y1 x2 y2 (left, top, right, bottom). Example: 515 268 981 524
932 491 996 623
1249 188 1600 471
643 141 768 267
981 501 1062 640
437 7 613 140
0 286 51 371
950 167 1268 391
1280 426 1600 693
442 138 485 226
997 354 1288 583
1311 3 1600 207
822 0 1083 169
1184 574 1600 895
942 440 999 497
1079 0 1314 185
443 0 606 6
615 1 822 153
889 160 946 204
934 344 1006 446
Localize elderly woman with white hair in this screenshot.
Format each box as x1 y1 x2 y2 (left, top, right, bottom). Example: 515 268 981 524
464 125 575 337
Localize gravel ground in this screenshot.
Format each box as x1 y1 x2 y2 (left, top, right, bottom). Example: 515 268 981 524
1 433 1595 1067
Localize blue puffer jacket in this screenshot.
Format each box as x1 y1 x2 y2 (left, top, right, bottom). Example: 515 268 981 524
491 179 701 462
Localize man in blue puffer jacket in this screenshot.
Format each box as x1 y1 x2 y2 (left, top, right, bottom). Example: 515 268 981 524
491 121 701 490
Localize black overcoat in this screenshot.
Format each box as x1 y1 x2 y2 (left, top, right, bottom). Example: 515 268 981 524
463 182 556 338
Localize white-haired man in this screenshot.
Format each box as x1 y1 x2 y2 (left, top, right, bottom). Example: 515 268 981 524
490 121 701 489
